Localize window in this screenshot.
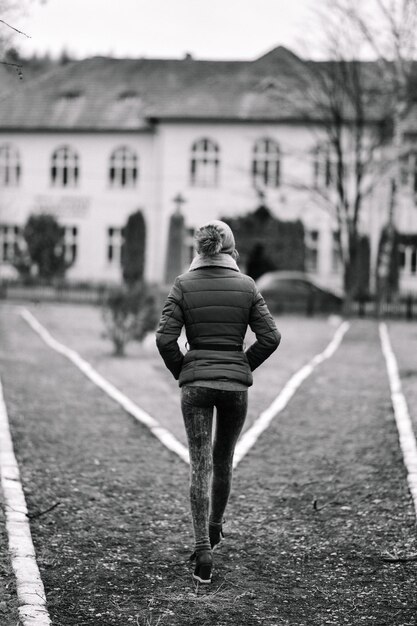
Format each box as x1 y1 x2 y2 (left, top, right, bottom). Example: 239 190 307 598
400 155 410 186
62 226 78 264
313 145 336 189
51 145 79 187
332 231 342 272
0 144 21 187
109 146 138 188
400 152 417 194
190 138 220 187
0 224 21 262
252 138 280 189
332 231 341 272
399 244 406 269
54 91 84 122
305 230 319 272
185 227 195 266
399 244 417 275
107 227 123 264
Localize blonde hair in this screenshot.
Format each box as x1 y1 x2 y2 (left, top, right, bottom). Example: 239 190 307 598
194 224 223 256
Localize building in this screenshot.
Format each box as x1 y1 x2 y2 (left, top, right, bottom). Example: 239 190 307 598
0 46 416 293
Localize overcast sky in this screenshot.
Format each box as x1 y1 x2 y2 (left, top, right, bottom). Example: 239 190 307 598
12 0 322 61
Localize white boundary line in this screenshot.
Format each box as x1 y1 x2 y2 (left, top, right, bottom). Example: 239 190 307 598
20 307 349 471
233 321 351 467
20 308 190 465
0 376 52 625
379 323 417 520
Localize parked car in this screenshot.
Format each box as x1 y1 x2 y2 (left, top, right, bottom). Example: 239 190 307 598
256 271 344 315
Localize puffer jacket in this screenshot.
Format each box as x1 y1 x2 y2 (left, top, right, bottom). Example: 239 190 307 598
156 262 281 387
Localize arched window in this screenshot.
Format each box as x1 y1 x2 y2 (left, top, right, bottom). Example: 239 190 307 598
190 138 220 187
252 138 280 189
313 144 336 189
51 145 79 187
109 146 138 187
0 144 21 187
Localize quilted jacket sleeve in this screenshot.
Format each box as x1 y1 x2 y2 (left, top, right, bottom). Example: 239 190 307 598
245 284 281 372
155 278 185 380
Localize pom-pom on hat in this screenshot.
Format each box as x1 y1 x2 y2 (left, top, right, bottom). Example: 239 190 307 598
195 220 236 257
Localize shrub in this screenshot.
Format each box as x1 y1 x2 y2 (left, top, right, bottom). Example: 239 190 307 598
102 283 158 356
121 210 146 287
14 213 72 281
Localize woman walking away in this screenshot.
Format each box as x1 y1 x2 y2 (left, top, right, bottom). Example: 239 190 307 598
156 220 281 584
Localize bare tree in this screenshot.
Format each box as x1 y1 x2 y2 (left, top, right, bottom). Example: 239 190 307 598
305 59 384 300
0 1 45 79
296 0 417 303
341 0 417 305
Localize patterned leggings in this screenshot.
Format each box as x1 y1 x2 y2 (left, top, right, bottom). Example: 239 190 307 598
181 385 248 550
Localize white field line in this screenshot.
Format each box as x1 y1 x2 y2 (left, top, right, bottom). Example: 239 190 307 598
20 308 190 465
0 377 52 626
379 323 417 520
233 321 351 468
21 307 349 471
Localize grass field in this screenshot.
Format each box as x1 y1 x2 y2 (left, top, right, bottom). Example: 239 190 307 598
0 303 416 626
15 303 340 444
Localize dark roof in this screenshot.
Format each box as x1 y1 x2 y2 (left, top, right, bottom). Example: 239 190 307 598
0 56 56 93
0 46 405 130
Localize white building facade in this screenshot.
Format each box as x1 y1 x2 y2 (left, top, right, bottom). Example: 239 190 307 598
0 123 345 289
0 48 416 293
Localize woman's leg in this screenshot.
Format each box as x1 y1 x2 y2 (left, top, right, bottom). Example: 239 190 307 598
210 390 248 524
181 386 214 553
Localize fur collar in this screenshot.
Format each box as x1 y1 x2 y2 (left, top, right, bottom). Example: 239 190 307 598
188 253 240 272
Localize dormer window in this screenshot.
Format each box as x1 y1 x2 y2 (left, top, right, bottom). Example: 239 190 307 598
59 90 83 100
54 91 84 122
258 77 280 92
117 90 140 103
115 91 142 112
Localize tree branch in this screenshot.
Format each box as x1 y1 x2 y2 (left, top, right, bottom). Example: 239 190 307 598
0 18 31 38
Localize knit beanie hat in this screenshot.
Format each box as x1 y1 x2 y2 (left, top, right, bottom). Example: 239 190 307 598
194 220 236 257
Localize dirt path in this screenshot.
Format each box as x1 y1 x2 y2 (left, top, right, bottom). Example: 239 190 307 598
0 308 416 625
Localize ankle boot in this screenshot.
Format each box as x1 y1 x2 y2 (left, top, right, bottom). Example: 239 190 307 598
209 521 225 550
193 549 213 584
